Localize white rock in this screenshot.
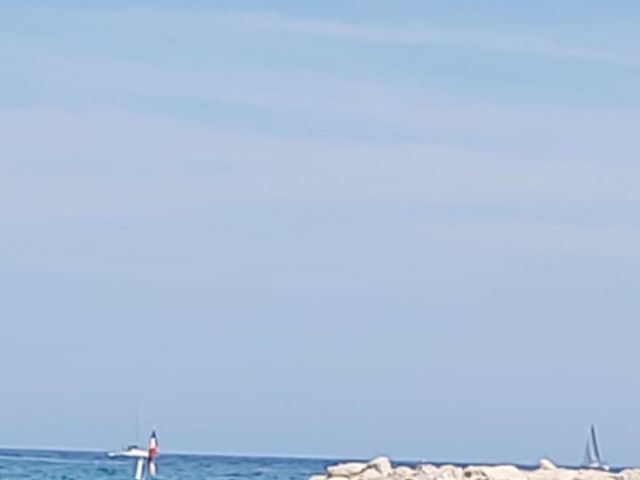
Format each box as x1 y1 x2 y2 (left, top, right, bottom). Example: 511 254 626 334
394 466 416 479
328 463 369 478
621 469 640 480
414 473 433 480
417 464 439 480
575 470 619 480
359 468 387 480
437 465 463 480
539 459 558 471
311 476 329 480
478 465 526 480
529 467 578 480
418 465 438 473
462 467 489 480
556 468 581 480
369 457 394 476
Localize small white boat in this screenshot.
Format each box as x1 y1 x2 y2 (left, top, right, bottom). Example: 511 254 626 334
109 430 159 480
583 424 609 471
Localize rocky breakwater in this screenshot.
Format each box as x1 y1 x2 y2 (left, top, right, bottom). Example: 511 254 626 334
310 458 640 480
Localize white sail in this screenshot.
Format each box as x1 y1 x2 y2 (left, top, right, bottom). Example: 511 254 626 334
582 424 609 471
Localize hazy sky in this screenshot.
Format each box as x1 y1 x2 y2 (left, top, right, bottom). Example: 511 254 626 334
1 0 640 466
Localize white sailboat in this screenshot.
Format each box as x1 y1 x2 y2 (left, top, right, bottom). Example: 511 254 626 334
583 424 609 471
108 430 159 480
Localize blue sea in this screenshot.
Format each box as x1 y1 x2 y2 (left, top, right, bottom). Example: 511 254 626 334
0 449 337 480
0 449 626 479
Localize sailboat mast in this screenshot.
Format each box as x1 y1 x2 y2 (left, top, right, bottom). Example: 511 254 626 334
136 406 143 447
591 424 603 464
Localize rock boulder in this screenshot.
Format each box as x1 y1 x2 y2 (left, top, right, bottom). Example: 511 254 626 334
328 463 369 478
369 457 394 476
394 466 416 480
539 459 558 471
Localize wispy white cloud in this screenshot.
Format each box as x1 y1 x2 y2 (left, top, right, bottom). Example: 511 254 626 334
2 40 637 164
1 6 639 258
8 8 632 68
2 107 640 223
53 8 637 66
221 11 635 65
2 7 636 156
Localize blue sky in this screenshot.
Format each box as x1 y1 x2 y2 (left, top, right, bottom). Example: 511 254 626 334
1 0 640 465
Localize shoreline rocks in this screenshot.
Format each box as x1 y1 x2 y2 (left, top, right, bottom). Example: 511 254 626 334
312 457 638 480
327 463 369 478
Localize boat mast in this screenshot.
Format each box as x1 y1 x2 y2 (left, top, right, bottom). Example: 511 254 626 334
591 424 603 465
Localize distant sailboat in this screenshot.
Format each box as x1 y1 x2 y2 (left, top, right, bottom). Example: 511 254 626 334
108 430 159 480
583 424 609 471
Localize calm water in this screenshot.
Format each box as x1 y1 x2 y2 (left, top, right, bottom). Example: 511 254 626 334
0 449 626 479
0 449 337 480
